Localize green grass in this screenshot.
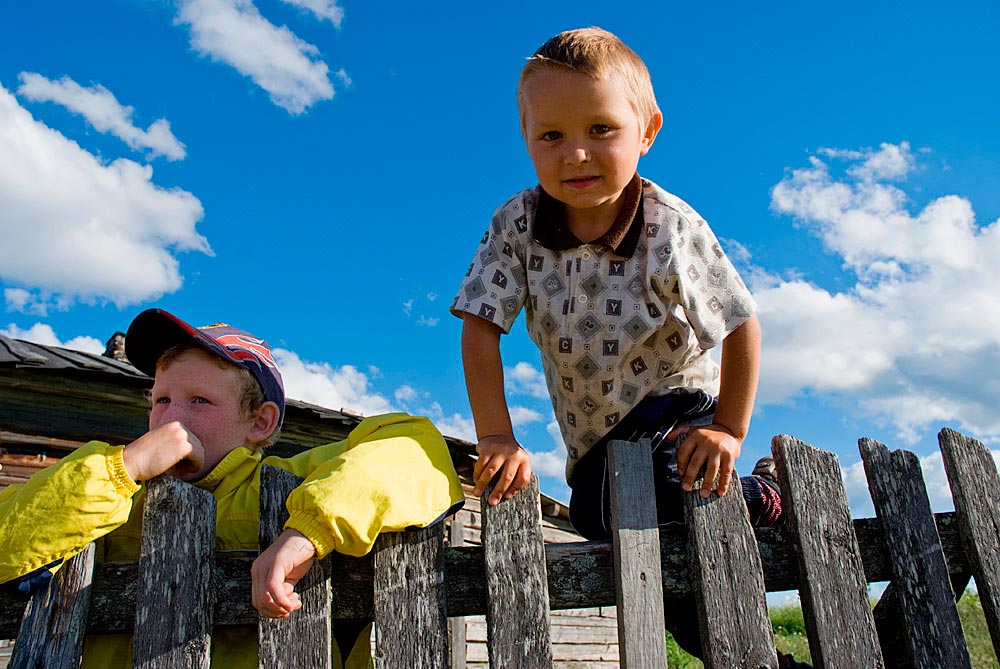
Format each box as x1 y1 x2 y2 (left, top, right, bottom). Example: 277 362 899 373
662 592 998 668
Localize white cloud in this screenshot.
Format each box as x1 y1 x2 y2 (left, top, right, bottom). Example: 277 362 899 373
402 299 413 316
508 405 544 426
505 361 550 399
176 0 336 114
279 0 344 27
0 84 209 308
416 315 439 327
1 322 103 354
761 142 1000 445
274 349 393 416
422 402 477 442
525 421 568 479
17 73 186 161
394 384 419 404
5 288 48 316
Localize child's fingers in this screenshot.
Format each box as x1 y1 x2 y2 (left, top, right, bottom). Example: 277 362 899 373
676 431 695 475
716 463 733 498
680 444 706 493
472 455 500 497
700 455 720 499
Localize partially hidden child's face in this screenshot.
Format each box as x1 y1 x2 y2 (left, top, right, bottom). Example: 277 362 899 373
521 68 659 228
149 348 256 480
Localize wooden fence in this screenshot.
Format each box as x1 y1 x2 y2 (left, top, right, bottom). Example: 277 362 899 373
2 427 999 668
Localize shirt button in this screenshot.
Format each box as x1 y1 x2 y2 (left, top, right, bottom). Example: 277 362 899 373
578 295 588 304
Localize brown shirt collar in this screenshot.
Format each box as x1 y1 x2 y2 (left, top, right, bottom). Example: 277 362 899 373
531 173 644 258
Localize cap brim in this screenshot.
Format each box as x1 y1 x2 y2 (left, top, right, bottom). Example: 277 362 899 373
125 309 217 378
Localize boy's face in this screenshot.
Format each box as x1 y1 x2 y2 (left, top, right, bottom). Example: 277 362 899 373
149 348 259 480
521 68 661 231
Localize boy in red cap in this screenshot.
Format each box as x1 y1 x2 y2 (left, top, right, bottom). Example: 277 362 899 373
0 308 464 668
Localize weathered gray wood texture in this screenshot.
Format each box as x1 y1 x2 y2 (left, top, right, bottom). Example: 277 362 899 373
481 474 553 669
860 437 972 669
772 435 883 668
448 511 468 669
257 466 332 669
0 511 975 636
607 439 667 669
938 427 1000 658
133 475 217 669
684 470 776 669
372 524 449 669
10 542 95 669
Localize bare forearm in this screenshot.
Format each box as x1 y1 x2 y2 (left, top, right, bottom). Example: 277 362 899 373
461 315 514 439
713 314 761 441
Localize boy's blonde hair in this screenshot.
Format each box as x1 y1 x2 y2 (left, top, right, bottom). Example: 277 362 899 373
156 344 281 451
517 27 660 134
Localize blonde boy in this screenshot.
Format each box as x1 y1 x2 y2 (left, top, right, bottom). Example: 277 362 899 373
0 308 464 668
451 29 802 664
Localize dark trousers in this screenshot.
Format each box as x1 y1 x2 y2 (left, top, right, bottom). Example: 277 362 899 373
567 391 764 658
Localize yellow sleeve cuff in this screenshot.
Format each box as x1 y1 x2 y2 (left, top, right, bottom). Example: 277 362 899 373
106 445 141 498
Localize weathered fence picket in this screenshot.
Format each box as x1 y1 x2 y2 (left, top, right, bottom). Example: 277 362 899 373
133 474 216 669
772 435 883 669
938 427 1000 659
860 437 972 669
9 542 95 669
258 466 332 669
683 459 776 669
3 427 999 668
481 474 553 669
607 439 667 669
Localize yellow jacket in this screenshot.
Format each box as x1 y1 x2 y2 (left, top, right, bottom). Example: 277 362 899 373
0 413 465 668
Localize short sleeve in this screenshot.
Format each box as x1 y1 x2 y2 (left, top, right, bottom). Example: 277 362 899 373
664 213 757 350
450 198 530 334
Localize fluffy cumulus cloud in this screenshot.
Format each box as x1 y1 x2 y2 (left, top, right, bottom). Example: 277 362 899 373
0 84 209 309
176 0 338 114
505 361 550 399
279 0 344 27
1 322 103 354
17 73 186 161
274 349 394 416
759 142 1000 444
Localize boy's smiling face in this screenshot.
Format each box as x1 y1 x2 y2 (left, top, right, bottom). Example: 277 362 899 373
521 67 661 235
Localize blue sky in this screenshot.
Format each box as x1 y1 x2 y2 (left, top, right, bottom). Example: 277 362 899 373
2 0 999 516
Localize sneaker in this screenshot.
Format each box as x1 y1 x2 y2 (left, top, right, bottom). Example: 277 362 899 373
751 456 784 526
752 455 780 491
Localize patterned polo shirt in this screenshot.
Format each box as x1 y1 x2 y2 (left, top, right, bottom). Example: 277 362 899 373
450 176 757 481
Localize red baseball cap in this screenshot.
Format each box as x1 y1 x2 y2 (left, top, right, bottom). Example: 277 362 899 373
125 309 285 426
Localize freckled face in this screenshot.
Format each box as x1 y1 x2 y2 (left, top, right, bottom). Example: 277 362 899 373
521 68 659 230
149 349 254 480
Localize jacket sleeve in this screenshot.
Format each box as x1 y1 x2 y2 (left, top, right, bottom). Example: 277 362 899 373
267 413 465 559
0 441 140 585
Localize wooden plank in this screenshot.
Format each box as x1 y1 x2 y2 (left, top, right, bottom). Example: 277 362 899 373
481 474 553 668
372 524 449 669
938 427 1000 658
257 466 332 668
133 475 216 669
859 437 971 668
683 460 776 668
772 434 883 668
606 439 667 669
0 511 976 634
9 543 95 669
448 511 468 669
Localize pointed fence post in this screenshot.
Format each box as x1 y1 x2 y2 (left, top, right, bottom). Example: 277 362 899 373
772 435 883 668
859 437 971 669
938 428 1000 659
10 542 95 669
133 475 216 669
607 439 668 669
258 465 333 669
683 445 776 669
